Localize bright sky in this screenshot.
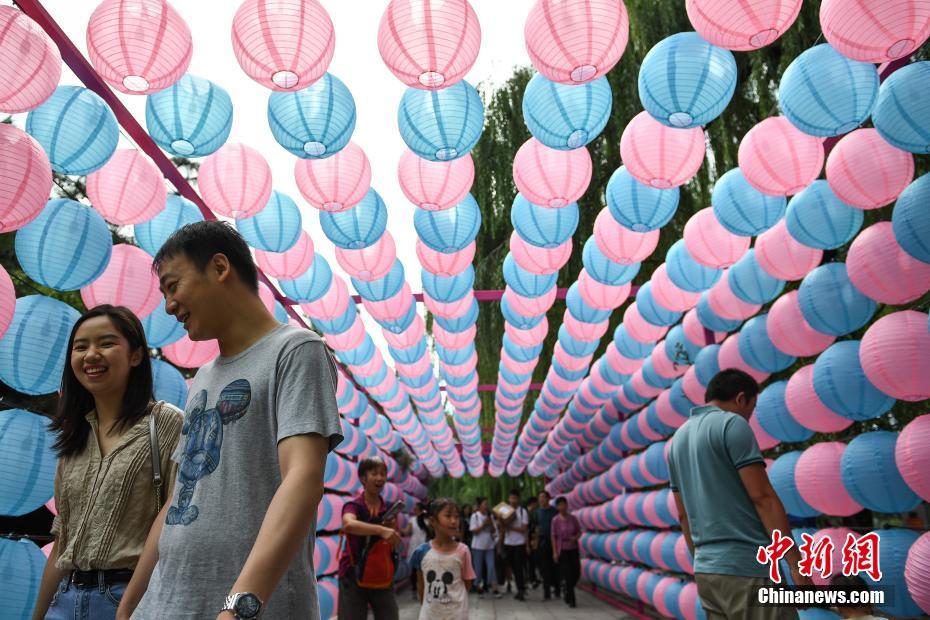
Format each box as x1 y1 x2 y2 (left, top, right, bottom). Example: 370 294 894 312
24 0 537 362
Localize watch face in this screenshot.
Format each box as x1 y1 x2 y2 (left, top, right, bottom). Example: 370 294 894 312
235 593 261 618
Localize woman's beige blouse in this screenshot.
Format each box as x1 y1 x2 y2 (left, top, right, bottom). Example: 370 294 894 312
52 402 183 571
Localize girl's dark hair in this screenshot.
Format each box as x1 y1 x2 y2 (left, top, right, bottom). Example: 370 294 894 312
555 496 568 506
51 305 154 458
358 456 388 479
152 220 259 293
429 497 459 519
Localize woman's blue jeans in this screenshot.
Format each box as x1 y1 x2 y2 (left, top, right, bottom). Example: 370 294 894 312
471 548 497 590
45 576 125 620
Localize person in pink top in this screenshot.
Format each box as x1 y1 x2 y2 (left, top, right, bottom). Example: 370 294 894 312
416 498 475 620
550 496 582 608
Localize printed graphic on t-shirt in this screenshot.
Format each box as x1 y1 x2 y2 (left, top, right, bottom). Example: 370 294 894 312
167 378 251 525
425 568 454 604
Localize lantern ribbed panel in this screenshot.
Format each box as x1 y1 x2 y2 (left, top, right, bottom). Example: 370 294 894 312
414 194 481 253
511 194 578 249
398 80 484 162
847 222 930 305
353 259 404 302
87 150 167 225
873 62 930 154
133 194 203 256
685 0 802 51
755 382 813 444
510 232 571 275
294 141 370 212
524 0 629 85
142 299 185 348
778 44 878 137
236 191 302 253
415 240 474 277
813 341 895 421
718 334 769 384
754 220 822 281
152 357 188 408
635 282 680 328
665 240 721 294
738 314 796 373
86 0 192 94
198 143 272 218
727 249 784 305
231 0 334 90
583 238 640 286
795 442 862 517
897 415 930 502
335 232 396 281
683 207 750 269
620 112 705 189
650 265 700 313
905 532 930 615
254 230 315 279
767 291 834 358
711 168 785 237
841 431 922 513
513 139 591 208
638 32 737 129
738 117 823 196
784 364 850 433
826 128 914 210
606 166 679 233
25 85 119 175
80 244 161 319
0 266 13 341
0 7 61 113
893 173 930 264
398 150 473 211
522 74 611 150
319 188 386 250
377 0 480 89
145 74 233 157
860 311 930 402
267 73 356 158
798 263 876 337
769 451 820 518
593 209 660 264
0 409 56 520
0 124 52 233
820 0 930 62
784 180 863 250
162 334 220 368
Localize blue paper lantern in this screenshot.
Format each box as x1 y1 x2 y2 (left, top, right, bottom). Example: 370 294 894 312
511 194 579 248
670 379 697 418
0 537 46 619
352 260 405 302
665 240 722 293
613 325 654 360
25 85 118 175
558 326 599 357
785 181 863 250
267 73 356 158
565 282 611 323
279 253 333 303
319 188 387 249
503 334 542 363
273 301 288 323
662 579 685 618
872 62 930 153
727 249 786 305
797 609 840 620
711 168 787 237
522 73 612 150
422 265 474 303
398 79 484 161
15 199 112 291
145 74 233 157
134 194 204 257
0 296 80 396
696 292 742 333
236 191 302 252
414 193 481 253
642 363 674 390
841 431 922 514
151 357 188 408
500 294 545 329
739 314 797 373
778 44 879 137
582 238 640 286
390 341 425 366
606 166 679 232
665 324 700 367
377 302 418 334
694 345 721 387
636 283 682 327
142 300 185 349
892 173 930 264
314 304 357 335
813 341 895 421
638 32 737 129
769 451 820 518
434 299 478 332
798 263 876 337
502 254 557 298
754 381 813 443
335 336 375 367
354 363 388 388
0 409 56 516
436 343 475 366
863 529 923 617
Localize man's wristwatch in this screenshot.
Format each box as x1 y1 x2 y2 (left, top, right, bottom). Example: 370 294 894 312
222 592 263 619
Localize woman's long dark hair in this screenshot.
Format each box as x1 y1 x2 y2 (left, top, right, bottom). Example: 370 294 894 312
51 305 154 458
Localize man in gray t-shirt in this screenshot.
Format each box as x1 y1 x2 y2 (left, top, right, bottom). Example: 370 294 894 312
118 222 343 620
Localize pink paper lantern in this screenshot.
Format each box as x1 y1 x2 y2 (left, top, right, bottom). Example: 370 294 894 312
767 291 836 358
86 0 192 94
683 207 750 269
897 414 930 502
524 0 629 84
505 286 557 317
80 244 161 319
679 582 700 620
749 413 780 450
905 531 930 615
0 265 13 341
415 240 474 277
754 220 823 281
86 150 167 225
300 276 349 321
553 345 591 372
578 269 631 311
683 308 726 346
681 367 706 404
0 7 61 112
860 310 930 402
198 143 272 219
826 129 914 210
707 271 761 321
593 208 661 264
564 314 609 342
398 150 474 211
326 319 366 351
162 334 220 368
512 138 592 207
377 0 481 89
620 112 705 189
505 318 549 347
257 281 277 314
820 0 930 62
231 0 335 90
653 345 687 379
847 222 930 305
685 0 802 50
785 364 853 434
738 116 824 196
363 284 413 322
294 142 371 212
796 442 863 517
718 334 770 384
432 323 475 349
807 528 854 586
0 123 52 233
629 372 663 400
255 231 315 279
384 316 424 349
624 303 670 343
423 290 474 319
510 232 571 275
650 264 701 312
335 232 396 281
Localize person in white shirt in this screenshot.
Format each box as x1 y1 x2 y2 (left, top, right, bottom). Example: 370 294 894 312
404 502 429 600
501 490 529 601
468 497 502 598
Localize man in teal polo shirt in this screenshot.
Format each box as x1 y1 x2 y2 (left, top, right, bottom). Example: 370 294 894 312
667 369 811 620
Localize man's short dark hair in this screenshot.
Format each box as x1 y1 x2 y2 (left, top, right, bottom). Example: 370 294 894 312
475 496 487 506
153 220 259 292
555 497 568 506
705 368 760 403
357 456 388 480
539 490 551 499
509 488 520 498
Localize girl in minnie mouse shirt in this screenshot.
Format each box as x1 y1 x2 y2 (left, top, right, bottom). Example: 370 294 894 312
414 498 475 620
